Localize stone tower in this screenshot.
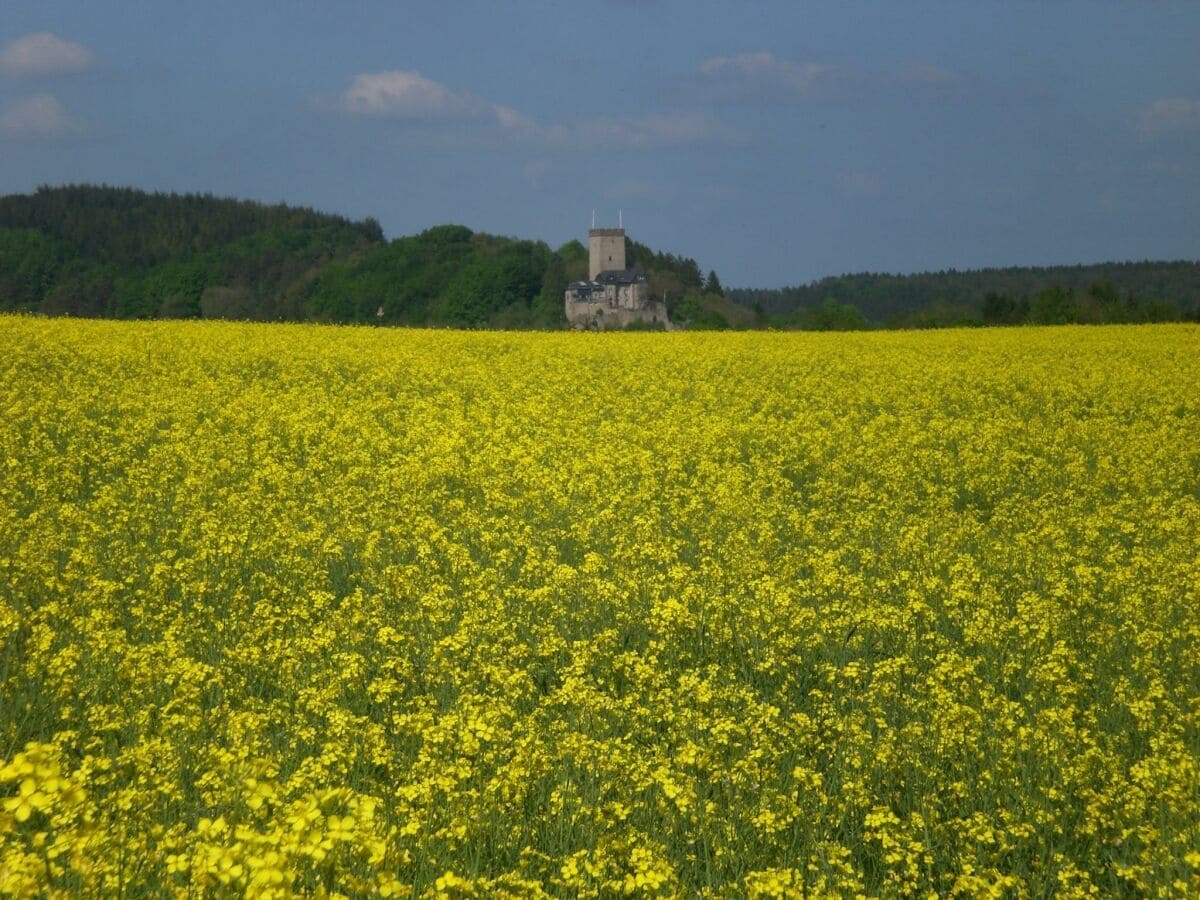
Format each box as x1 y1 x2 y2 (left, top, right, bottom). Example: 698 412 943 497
588 228 626 281
566 221 671 330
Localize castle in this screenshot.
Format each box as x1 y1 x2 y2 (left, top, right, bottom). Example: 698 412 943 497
564 225 672 330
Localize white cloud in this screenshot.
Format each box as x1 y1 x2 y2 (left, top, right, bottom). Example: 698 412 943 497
334 70 481 118
698 51 971 104
330 72 540 130
699 51 849 99
0 93 82 139
0 32 93 76
1137 98 1200 137
324 70 720 150
494 104 536 131
894 62 968 96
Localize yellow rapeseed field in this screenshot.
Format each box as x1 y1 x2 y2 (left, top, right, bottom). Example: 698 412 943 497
1 316 1198 897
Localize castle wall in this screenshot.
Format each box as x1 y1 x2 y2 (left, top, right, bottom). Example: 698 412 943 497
565 296 672 331
569 226 670 329
588 228 626 280
565 281 646 311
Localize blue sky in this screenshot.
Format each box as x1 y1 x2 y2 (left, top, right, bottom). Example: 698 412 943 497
1 1 1197 286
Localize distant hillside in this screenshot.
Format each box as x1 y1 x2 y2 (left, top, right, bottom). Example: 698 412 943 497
4 185 1195 329
0 184 384 320
0 184 705 328
730 261 1200 324
306 225 558 327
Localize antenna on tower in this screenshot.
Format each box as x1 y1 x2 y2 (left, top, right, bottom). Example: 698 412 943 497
619 209 622 228
591 209 596 229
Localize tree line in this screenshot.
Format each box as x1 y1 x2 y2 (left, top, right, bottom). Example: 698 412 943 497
730 281 1190 332
2 184 1196 330
730 261 1200 328
0 185 711 328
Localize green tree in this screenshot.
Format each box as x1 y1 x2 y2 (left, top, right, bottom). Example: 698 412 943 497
982 292 1028 325
200 285 256 319
892 298 981 329
158 291 201 318
39 265 114 317
1030 287 1078 325
704 269 723 295
556 240 588 282
532 255 569 327
792 298 868 331
0 228 63 311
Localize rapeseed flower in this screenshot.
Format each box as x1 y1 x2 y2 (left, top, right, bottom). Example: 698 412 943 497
0 317 1197 895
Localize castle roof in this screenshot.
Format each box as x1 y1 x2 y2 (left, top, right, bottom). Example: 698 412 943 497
595 269 647 285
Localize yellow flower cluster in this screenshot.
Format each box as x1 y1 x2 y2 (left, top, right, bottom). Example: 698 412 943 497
1 316 1198 896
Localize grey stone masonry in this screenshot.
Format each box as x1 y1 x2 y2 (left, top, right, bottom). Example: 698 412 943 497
565 225 674 330
588 228 626 281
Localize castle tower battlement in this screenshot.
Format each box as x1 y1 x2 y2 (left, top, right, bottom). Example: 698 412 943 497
566 221 672 330
588 228 626 281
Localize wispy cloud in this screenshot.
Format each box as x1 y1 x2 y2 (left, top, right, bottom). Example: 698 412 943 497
494 105 535 131
697 51 970 104
323 69 721 150
1136 97 1200 137
552 110 720 149
330 70 483 118
893 62 969 97
699 51 852 100
0 32 93 76
0 93 83 139
324 70 543 136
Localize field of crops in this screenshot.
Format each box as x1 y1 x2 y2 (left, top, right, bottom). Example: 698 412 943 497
1 317 1198 897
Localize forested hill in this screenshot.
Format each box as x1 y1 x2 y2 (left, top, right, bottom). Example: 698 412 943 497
0 184 705 327
4 185 1196 329
0 183 386 264
730 261 1200 324
0 185 385 320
